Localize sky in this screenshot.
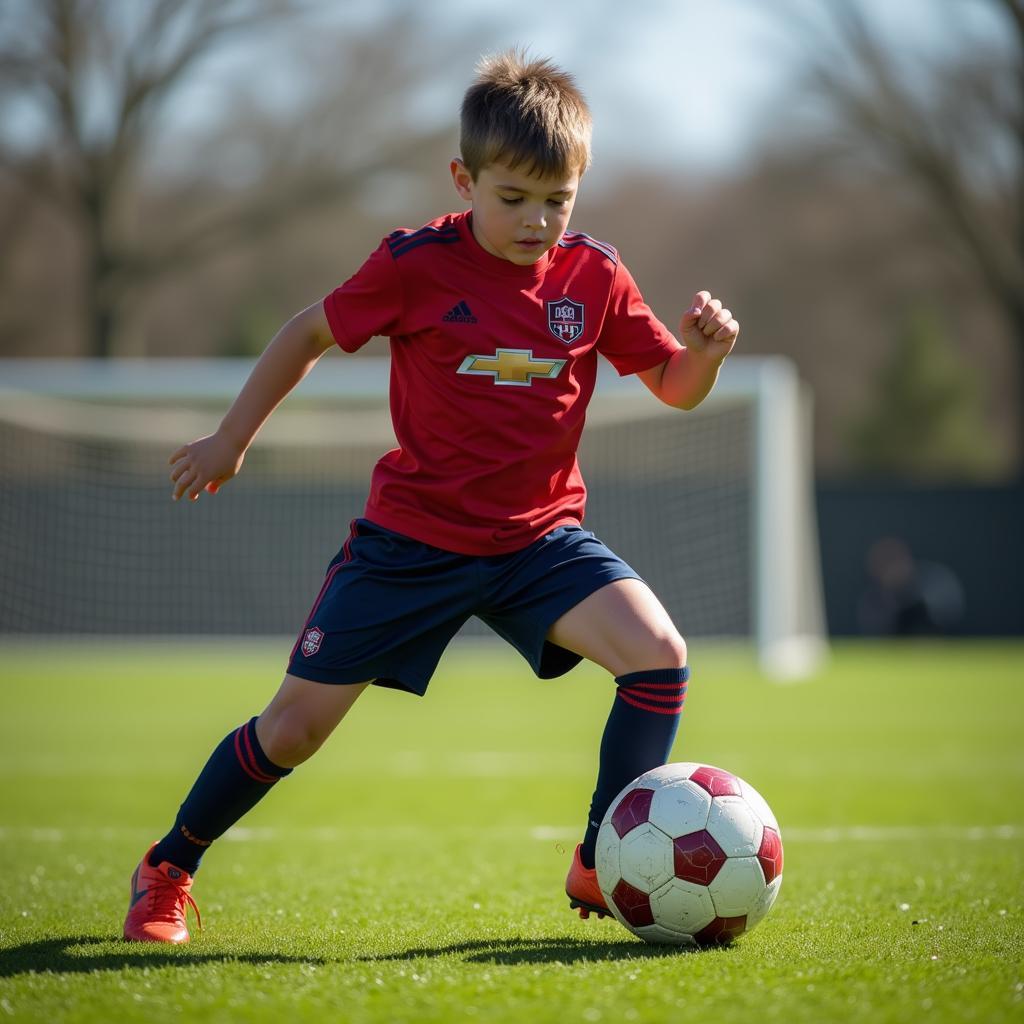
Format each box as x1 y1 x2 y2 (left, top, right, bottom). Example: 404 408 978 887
155 0 1010 183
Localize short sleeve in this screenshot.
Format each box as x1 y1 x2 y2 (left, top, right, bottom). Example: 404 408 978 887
323 239 403 353
597 260 681 376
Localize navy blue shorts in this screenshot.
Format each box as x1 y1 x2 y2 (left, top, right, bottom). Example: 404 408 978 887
286 518 642 696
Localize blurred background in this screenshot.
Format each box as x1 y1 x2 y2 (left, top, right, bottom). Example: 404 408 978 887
0 0 1021 639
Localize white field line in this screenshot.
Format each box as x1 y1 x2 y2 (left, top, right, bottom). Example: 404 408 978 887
0 824 1021 843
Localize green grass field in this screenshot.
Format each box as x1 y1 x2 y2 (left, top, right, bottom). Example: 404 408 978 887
1 640 1022 1023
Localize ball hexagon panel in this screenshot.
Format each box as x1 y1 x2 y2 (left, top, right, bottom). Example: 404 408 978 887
757 826 783 884
649 877 717 936
610 878 655 928
689 765 742 798
648 780 712 839
706 795 763 857
694 914 748 947
707 855 766 917
740 778 780 833
746 875 783 930
610 787 654 838
672 830 727 885
594 822 621 894
618 822 676 893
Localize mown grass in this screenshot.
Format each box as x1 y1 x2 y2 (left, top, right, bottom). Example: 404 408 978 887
1 640 1022 1023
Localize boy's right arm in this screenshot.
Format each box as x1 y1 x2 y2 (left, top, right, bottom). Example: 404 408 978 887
169 301 336 502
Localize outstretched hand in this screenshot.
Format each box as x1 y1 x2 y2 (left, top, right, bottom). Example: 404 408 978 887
168 431 246 502
680 290 739 363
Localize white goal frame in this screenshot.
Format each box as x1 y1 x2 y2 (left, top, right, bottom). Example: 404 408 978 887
1 355 827 679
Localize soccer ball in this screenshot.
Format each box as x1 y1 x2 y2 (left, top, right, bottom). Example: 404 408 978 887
595 762 783 946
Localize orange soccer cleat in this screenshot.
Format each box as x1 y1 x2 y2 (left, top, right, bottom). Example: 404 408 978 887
565 843 611 920
123 843 202 943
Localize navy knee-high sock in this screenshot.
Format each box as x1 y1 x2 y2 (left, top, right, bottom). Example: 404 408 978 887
149 717 292 875
579 667 689 869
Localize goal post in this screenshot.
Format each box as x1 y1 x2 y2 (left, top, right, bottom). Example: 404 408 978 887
0 355 826 678
590 355 827 680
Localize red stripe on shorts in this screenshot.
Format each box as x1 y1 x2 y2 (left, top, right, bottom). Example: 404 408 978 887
289 520 359 662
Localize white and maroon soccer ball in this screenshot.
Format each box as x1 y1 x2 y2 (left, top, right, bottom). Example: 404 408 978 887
595 762 783 946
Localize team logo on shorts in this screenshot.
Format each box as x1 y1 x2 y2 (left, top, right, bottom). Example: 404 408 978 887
547 297 584 344
301 626 325 657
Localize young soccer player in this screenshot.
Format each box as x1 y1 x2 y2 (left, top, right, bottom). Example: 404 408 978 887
124 51 739 943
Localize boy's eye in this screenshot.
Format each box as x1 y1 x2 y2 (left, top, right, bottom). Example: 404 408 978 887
499 196 568 207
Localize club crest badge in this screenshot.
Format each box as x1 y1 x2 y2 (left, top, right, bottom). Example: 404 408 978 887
547 297 585 344
301 626 324 657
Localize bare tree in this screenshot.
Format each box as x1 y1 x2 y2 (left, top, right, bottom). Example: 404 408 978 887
0 0 457 357
775 0 1024 460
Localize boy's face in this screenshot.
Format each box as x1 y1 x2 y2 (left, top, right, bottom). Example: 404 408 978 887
451 159 580 266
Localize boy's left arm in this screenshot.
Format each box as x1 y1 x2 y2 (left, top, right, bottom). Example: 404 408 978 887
637 290 739 410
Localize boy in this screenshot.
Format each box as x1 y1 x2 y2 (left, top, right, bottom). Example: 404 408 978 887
124 51 739 943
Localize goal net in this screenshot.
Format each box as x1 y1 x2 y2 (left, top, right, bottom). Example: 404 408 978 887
0 356 826 678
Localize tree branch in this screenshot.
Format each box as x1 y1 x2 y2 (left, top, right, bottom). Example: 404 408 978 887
793 0 1023 324
109 127 452 291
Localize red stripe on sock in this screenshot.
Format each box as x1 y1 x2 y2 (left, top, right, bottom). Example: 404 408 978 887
233 727 277 784
617 690 686 715
241 722 278 783
619 687 686 704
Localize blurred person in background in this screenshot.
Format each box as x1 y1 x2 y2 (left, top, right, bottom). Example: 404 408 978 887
858 536 966 636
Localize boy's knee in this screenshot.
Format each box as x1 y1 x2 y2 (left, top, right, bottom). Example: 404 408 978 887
257 707 327 768
610 630 687 678
652 632 687 670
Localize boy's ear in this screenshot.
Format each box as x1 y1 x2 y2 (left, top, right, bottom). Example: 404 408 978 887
450 158 475 201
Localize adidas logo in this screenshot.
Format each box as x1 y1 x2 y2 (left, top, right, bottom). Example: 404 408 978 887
442 300 478 324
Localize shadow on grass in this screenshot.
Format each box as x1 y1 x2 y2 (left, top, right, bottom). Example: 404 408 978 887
358 936 698 965
1 933 707 977
0 936 330 978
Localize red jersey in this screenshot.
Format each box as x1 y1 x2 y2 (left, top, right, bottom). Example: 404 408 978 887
323 210 679 555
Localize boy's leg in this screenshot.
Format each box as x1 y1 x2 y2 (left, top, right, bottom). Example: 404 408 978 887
150 674 369 874
547 578 688 871
125 675 367 943
257 674 371 767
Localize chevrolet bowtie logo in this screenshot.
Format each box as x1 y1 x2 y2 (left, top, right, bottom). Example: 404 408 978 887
457 348 567 387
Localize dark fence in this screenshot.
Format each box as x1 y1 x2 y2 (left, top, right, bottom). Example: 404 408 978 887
816 482 1024 636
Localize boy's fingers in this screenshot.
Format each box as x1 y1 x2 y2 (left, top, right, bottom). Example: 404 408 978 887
713 320 739 343
173 470 198 501
170 461 190 483
682 290 710 322
698 298 722 330
703 307 731 336
169 445 189 465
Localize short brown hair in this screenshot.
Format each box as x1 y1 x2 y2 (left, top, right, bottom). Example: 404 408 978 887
460 50 592 180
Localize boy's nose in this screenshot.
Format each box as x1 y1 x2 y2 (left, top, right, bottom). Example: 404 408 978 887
523 207 546 230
